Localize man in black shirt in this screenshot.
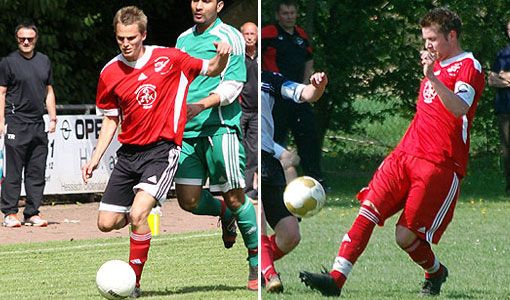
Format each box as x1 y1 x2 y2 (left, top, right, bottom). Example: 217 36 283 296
240 22 258 200
0 23 57 227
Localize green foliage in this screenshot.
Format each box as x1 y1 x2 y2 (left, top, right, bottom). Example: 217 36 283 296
0 0 195 105
262 0 510 153
0 230 256 299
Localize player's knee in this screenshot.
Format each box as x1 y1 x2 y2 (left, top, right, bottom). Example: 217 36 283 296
129 211 147 228
97 220 114 232
395 225 416 249
177 197 198 212
285 231 301 251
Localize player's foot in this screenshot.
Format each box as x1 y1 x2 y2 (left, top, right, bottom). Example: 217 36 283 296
265 273 283 293
420 265 448 296
219 216 237 249
24 214 48 227
3 214 21 227
248 265 258 291
299 270 341 297
129 286 141 298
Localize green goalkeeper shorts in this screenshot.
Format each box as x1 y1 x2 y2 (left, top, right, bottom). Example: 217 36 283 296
175 131 246 193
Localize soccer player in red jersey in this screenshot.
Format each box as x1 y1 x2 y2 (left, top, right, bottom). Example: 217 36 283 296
300 7 485 297
81 6 231 298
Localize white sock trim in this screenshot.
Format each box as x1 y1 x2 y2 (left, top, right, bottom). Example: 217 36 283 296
332 256 353 277
426 258 440 274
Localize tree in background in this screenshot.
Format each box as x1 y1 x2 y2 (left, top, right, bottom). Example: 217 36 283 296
262 0 510 154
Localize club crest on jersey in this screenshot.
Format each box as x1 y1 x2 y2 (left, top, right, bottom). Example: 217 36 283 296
423 80 436 104
135 84 157 109
154 56 172 75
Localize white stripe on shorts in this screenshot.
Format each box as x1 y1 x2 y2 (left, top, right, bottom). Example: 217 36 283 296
133 145 180 204
221 133 245 191
98 202 130 213
426 172 458 242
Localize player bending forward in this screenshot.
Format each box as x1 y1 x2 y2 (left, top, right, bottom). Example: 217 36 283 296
300 7 484 297
261 71 327 292
82 6 231 298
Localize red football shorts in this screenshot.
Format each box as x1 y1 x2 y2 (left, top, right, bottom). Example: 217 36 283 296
357 151 460 244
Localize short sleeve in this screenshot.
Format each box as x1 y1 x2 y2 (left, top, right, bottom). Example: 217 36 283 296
0 58 10 87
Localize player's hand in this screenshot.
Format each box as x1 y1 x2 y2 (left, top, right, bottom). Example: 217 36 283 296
499 71 510 83
48 120 56 133
213 41 232 56
186 103 205 122
82 160 98 184
420 50 436 78
310 72 328 89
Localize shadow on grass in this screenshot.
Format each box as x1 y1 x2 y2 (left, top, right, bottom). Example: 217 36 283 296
142 284 246 297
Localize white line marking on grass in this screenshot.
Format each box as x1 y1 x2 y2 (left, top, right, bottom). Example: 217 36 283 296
0 232 220 256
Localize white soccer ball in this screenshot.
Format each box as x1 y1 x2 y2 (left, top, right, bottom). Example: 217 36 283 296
283 176 326 218
96 260 136 299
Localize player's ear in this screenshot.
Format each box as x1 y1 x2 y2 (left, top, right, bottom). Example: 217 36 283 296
216 0 224 13
141 31 147 42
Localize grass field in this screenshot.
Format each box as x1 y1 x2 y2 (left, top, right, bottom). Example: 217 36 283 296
0 230 257 299
262 162 510 300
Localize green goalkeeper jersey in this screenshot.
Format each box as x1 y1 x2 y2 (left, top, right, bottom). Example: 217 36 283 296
176 18 246 138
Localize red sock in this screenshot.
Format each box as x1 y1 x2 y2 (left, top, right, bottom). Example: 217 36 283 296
330 205 378 289
261 235 277 282
219 200 226 217
129 230 152 287
269 234 285 261
403 238 442 278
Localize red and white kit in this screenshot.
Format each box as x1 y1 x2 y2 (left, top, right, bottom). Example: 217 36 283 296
359 52 485 243
96 46 208 146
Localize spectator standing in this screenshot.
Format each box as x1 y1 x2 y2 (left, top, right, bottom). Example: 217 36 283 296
240 21 259 200
261 0 327 188
0 23 57 228
488 19 510 196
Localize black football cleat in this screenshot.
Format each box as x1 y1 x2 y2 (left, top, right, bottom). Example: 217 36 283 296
420 265 449 296
299 270 341 297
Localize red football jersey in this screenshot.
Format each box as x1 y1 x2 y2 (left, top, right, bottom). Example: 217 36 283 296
96 46 207 145
395 52 485 177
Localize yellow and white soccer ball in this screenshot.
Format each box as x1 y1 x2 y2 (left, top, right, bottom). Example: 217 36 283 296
283 176 326 218
96 260 136 299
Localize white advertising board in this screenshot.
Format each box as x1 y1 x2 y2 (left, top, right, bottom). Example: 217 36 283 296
18 115 121 195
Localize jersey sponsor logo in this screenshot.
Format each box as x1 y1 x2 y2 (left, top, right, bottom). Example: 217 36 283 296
135 84 157 109
447 62 462 76
423 80 437 104
154 56 173 75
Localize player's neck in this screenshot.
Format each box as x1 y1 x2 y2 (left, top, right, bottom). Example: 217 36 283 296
18 49 34 59
440 46 463 62
196 18 217 34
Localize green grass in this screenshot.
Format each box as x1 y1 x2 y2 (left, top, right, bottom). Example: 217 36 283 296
263 181 510 299
0 230 257 299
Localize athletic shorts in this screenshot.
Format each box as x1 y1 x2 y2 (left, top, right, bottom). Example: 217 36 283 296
357 151 460 244
175 131 245 193
99 141 180 213
261 150 293 228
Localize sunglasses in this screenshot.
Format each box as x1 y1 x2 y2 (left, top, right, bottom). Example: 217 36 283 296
17 37 36 43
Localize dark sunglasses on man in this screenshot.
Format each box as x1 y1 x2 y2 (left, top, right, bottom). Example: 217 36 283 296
17 36 35 43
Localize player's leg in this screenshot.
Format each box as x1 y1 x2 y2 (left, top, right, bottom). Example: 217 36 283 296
396 157 458 296
1 123 27 227
22 123 48 226
174 138 236 248
300 152 408 296
497 113 510 195
260 200 283 293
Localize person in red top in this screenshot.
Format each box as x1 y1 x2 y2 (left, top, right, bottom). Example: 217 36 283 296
300 7 485 297
81 6 231 298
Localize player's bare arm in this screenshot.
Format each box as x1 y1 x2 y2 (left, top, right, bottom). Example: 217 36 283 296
82 115 119 184
488 71 510 88
300 72 328 103
205 41 232 77
46 85 57 133
186 93 221 122
0 86 6 135
421 50 469 118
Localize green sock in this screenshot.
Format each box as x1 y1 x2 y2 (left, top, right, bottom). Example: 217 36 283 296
191 190 232 220
232 196 258 266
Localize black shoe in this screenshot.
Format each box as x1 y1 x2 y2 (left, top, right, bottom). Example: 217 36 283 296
129 286 141 298
420 265 448 296
299 270 341 297
218 216 237 249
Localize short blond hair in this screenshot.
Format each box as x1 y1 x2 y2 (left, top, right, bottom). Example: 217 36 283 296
113 6 147 34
